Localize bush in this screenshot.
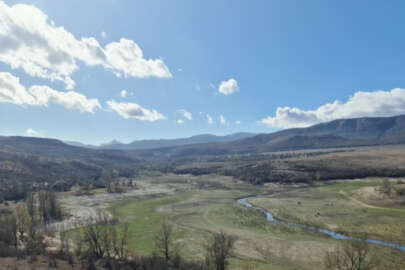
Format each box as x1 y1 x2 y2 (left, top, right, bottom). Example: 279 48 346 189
204 232 236 270
325 241 379 270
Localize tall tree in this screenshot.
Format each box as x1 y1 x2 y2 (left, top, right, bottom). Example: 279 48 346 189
155 221 176 262
205 232 236 270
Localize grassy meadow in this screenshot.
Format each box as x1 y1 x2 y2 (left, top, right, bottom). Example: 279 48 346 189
98 174 405 269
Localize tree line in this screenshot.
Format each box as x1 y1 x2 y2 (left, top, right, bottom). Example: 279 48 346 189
0 190 62 259
1 191 404 269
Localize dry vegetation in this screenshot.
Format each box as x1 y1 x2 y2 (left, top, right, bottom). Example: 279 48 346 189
2 145 405 269
173 146 405 184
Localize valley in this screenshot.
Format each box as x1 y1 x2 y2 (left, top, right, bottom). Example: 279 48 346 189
1 115 405 269
39 174 405 269
2 1 405 268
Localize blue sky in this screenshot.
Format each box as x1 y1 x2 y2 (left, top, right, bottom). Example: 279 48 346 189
2 1 405 144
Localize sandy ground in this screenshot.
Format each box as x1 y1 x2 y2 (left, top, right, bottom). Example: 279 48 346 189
47 181 176 232
353 181 405 208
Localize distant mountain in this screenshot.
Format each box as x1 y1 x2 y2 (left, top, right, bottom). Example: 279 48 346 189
63 140 98 149
0 136 139 168
99 132 256 150
231 114 405 152
137 115 405 159
99 139 125 148
3 115 405 163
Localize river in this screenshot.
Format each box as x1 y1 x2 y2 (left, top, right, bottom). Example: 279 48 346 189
237 197 405 253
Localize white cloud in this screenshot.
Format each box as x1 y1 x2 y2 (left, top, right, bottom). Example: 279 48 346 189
177 119 184 124
0 72 101 113
104 39 172 79
101 31 107 39
235 120 241 125
178 109 192 120
206 114 214 125
0 1 172 89
219 114 228 126
261 88 405 129
120 89 127 98
106 100 165 122
218 78 239 95
25 128 38 136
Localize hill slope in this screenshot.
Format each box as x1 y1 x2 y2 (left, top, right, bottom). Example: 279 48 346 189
0 136 139 168
232 114 405 151
0 136 142 200
137 115 405 159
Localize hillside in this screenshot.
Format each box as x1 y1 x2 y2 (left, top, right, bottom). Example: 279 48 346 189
0 136 142 201
232 114 405 150
0 136 141 169
137 115 405 159
2 115 405 185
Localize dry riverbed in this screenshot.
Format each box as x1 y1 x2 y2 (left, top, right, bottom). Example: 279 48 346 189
49 180 177 232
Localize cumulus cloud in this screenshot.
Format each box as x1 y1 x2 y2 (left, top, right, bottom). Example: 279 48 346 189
177 119 184 124
101 31 107 39
219 114 228 126
120 89 127 98
206 114 214 125
178 109 192 120
0 1 171 89
0 72 101 113
25 128 38 136
106 100 165 122
261 88 405 129
218 78 239 95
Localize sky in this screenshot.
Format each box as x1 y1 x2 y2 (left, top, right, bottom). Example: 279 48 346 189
2 1 405 144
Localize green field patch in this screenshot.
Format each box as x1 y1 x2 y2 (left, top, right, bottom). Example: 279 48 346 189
321 179 382 194
108 193 191 255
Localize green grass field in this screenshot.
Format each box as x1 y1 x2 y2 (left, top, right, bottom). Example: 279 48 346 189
96 175 405 269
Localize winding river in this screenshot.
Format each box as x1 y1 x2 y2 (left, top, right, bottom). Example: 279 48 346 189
237 197 405 253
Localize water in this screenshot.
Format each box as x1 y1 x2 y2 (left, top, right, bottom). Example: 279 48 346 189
237 197 405 252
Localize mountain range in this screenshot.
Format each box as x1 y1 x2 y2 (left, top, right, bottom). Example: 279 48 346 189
2 114 405 187
2 114 405 162
233 114 405 151
64 132 256 150
136 114 405 159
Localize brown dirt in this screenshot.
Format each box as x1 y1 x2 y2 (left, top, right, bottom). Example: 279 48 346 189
0 256 81 270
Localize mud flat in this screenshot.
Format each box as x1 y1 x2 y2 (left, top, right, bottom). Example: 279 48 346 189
48 181 177 232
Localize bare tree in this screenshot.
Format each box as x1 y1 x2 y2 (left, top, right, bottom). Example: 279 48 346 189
113 222 130 260
205 232 237 270
26 192 35 223
155 220 176 262
325 241 380 270
47 191 62 221
79 210 129 261
81 219 108 259
14 204 30 242
381 179 392 196
0 214 18 249
59 228 70 255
